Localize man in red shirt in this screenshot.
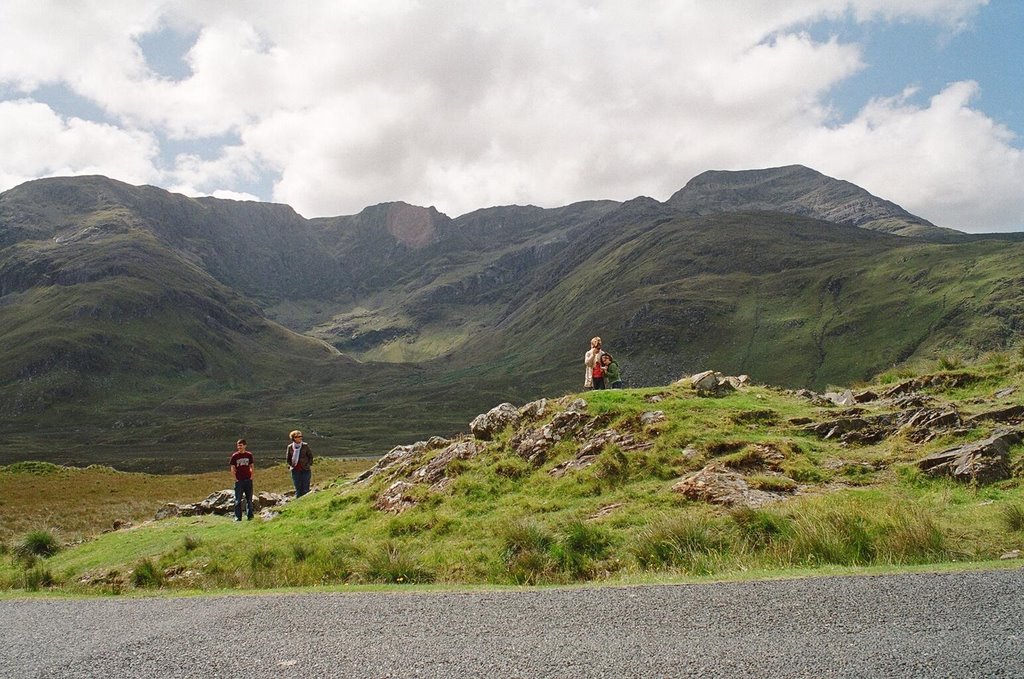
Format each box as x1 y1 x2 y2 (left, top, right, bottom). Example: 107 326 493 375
230 439 255 521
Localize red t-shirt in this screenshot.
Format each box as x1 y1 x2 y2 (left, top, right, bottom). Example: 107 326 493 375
592 363 604 378
230 450 254 480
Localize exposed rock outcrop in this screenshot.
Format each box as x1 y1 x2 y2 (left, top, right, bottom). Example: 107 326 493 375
155 490 289 519
917 430 1020 485
683 370 748 396
548 429 653 477
672 464 786 508
470 403 521 441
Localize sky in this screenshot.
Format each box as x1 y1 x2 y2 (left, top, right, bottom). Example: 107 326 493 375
0 0 1021 232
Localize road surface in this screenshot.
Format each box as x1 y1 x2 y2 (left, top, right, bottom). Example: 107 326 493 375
1 568 1021 678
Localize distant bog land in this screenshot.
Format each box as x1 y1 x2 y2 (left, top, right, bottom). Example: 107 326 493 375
2 164 1024 471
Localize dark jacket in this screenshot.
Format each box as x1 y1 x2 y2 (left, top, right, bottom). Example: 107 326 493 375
286 442 313 470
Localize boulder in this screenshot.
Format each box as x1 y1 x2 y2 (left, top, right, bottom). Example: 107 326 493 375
853 389 879 403
917 430 1020 484
154 489 288 520
356 437 450 484
823 390 856 407
672 464 781 508
690 370 718 391
688 370 742 396
470 402 521 440
519 398 548 420
964 405 1024 426
564 398 588 413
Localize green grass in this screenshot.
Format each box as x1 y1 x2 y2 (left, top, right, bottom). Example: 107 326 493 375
3 356 1024 593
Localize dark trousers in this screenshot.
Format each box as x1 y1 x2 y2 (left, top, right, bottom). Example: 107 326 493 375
592 376 606 389
234 478 254 519
292 468 312 497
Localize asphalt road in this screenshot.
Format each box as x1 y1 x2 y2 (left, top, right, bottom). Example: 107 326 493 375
1 568 1022 678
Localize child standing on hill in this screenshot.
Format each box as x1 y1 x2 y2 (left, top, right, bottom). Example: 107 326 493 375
601 353 623 389
591 351 606 389
229 439 255 521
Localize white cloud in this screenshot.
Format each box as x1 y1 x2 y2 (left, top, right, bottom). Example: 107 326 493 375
799 81 1024 231
1 0 1019 231
0 99 159 188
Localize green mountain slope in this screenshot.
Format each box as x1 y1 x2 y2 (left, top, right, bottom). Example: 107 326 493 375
1 168 1023 471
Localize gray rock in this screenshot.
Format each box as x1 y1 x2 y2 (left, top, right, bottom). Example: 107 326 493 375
917 430 1020 484
640 411 666 426
672 464 782 508
374 480 417 514
512 410 589 465
548 429 653 477
824 390 856 407
411 439 484 487
154 489 288 520
519 398 548 420
470 402 521 440
688 370 744 396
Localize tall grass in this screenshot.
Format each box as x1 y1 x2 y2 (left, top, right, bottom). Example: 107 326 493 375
631 513 732 574
360 541 434 584
130 558 163 588
14 530 60 559
1000 504 1024 532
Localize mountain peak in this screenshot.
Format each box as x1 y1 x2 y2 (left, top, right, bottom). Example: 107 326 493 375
666 165 962 241
351 201 451 248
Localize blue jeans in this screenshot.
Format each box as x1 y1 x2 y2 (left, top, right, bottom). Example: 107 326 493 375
234 478 254 519
292 468 311 497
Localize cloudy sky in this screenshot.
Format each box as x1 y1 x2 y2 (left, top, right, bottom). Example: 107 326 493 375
1 1 1021 232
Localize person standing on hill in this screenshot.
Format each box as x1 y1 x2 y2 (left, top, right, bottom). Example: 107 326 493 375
584 336 604 389
601 352 623 389
229 439 255 521
286 430 313 498
591 350 607 389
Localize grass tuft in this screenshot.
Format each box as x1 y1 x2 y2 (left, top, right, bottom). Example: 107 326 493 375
249 546 277 570
360 541 434 584
130 558 163 588
499 520 556 584
14 530 60 559
22 566 56 591
730 507 792 548
555 519 614 579
1000 504 1024 532
291 542 313 563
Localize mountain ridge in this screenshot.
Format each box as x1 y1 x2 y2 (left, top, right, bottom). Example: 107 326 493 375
2 166 1023 470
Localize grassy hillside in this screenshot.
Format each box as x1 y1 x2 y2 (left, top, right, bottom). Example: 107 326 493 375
4 353 1023 592
3 173 1024 473
0 458 372 544
448 209 1024 392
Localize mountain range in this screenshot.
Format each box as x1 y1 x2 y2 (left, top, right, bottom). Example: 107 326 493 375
2 164 1023 470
